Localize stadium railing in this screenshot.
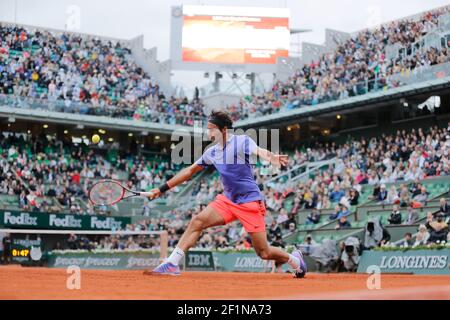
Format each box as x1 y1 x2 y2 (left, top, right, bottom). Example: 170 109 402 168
391 60 450 85
235 63 450 127
264 158 338 192
0 94 206 127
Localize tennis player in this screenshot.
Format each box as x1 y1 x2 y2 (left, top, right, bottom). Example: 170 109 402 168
145 111 307 278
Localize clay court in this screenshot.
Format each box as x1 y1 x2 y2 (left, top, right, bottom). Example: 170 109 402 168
0 265 449 300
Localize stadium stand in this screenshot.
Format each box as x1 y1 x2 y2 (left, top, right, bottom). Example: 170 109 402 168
0 6 448 126
227 6 450 120
0 131 184 215
0 23 205 125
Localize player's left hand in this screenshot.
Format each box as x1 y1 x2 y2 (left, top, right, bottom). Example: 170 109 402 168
270 154 289 167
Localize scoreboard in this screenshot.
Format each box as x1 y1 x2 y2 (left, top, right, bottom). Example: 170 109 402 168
11 238 42 263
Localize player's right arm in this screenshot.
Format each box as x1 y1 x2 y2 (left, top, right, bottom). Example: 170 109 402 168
146 164 204 199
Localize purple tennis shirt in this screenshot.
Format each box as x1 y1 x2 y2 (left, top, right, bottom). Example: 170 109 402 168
195 134 263 204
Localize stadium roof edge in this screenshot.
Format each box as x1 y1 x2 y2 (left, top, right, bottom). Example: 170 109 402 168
0 20 134 44
349 4 449 35
0 106 202 136
234 76 450 128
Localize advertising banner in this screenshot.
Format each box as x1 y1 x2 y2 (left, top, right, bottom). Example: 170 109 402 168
357 249 450 275
184 250 215 271
0 210 131 231
47 251 161 270
46 250 316 272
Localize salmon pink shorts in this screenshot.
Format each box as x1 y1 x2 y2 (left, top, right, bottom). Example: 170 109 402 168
209 194 266 233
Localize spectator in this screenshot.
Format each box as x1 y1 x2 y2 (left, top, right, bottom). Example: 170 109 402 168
271 234 285 249
67 233 78 250
268 220 282 242
439 198 449 218
380 225 392 246
405 202 419 225
142 202 152 217
413 187 429 205
426 212 448 243
338 198 351 216
287 222 296 233
306 208 321 225
409 181 422 198
284 213 297 230
53 242 63 250
372 184 381 200
349 188 359 206
290 197 302 215
304 197 316 210
386 186 400 205
399 233 414 247
1 233 11 264
399 184 411 207
276 208 289 225
377 184 388 203
240 236 252 249
329 204 342 220
329 185 345 203
388 205 402 225
235 240 247 250
317 194 331 210
18 190 29 210
414 224 430 246
335 215 352 230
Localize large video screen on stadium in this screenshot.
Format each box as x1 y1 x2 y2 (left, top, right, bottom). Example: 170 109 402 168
170 5 290 72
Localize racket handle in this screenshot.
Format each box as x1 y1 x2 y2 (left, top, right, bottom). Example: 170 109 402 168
140 192 154 198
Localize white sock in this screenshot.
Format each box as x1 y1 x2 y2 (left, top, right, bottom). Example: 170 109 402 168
167 247 185 265
287 254 300 270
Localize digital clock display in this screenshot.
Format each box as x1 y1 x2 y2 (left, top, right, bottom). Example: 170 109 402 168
12 249 30 257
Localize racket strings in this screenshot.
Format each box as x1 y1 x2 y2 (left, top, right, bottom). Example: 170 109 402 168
90 181 123 205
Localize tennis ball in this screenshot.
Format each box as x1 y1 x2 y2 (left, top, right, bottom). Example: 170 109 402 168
92 134 101 144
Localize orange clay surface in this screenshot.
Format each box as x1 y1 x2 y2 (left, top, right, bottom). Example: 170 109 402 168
0 265 449 300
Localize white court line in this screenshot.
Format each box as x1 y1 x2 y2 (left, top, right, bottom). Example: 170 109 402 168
273 285 450 300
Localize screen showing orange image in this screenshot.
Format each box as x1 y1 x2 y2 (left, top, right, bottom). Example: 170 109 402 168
181 9 290 65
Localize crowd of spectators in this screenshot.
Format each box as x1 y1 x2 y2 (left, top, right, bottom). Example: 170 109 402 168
188 123 448 234
252 125 449 232
227 7 450 120
1 7 449 124
397 203 450 247
0 131 178 213
0 24 205 125
170 123 450 251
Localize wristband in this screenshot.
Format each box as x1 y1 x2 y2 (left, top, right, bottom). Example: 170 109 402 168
158 182 171 193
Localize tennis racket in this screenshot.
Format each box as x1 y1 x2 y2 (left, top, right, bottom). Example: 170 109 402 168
88 179 154 206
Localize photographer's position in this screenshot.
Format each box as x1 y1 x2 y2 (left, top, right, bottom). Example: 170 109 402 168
341 237 361 272
364 219 391 249
1 233 12 265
